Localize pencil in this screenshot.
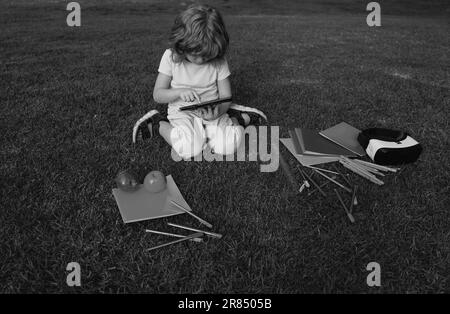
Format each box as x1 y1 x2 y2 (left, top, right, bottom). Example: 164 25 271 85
351 162 385 176
332 164 358 205
312 168 353 193
146 232 204 251
340 161 384 185
332 163 353 186
296 165 310 188
307 176 336 196
348 160 379 178
305 165 340 176
145 229 203 242
349 185 358 214
334 189 355 223
170 199 213 229
340 156 382 177
353 159 398 172
168 223 223 239
300 167 326 197
279 153 299 192
347 158 384 180
339 158 384 185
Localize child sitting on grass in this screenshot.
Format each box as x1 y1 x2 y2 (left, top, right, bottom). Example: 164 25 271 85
136 4 265 159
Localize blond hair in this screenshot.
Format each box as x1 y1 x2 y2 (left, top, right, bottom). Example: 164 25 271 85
169 4 229 63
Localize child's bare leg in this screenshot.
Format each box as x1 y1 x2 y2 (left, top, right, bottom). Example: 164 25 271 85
158 121 173 145
205 115 243 156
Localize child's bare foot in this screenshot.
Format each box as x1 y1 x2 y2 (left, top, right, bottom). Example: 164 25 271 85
133 110 168 142
228 106 266 126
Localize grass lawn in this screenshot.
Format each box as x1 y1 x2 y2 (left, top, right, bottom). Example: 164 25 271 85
0 0 449 293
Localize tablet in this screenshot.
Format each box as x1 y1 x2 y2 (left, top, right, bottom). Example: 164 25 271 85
179 97 233 111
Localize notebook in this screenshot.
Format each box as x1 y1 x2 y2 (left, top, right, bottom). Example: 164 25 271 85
319 122 366 157
112 175 190 223
280 138 340 166
291 128 355 157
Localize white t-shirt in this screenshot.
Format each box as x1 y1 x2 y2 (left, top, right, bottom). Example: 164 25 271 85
158 49 231 114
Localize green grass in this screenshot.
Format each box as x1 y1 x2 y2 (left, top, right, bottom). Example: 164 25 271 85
1 0 449 293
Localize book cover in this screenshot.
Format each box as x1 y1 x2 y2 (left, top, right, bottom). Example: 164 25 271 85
296 128 355 156
289 129 303 155
319 122 366 156
280 138 340 166
112 175 190 223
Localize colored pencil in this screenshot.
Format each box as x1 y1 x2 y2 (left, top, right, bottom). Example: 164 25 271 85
332 164 353 186
312 168 353 193
145 229 203 242
170 199 213 229
353 159 398 172
168 223 223 239
296 166 311 188
349 185 358 214
334 189 355 223
339 157 384 185
300 167 326 197
348 160 380 178
351 162 385 176
279 153 299 192
332 164 358 205
308 176 336 196
146 232 203 251
305 165 340 176
341 161 384 185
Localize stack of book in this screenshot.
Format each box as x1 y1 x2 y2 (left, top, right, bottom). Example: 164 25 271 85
280 122 366 166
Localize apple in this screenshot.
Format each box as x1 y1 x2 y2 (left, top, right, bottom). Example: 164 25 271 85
144 170 167 193
115 170 139 192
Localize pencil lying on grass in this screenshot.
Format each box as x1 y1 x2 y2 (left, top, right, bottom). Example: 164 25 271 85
355 164 385 176
339 157 384 185
145 229 203 242
332 164 357 205
296 165 311 193
308 176 337 196
353 161 386 176
334 189 355 223
340 161 384 185
311 168 352 193
349 185 358 214
343 157 396 175
306 165 339 176
279 153 300 192
299 167 326 197
352 159 399 173
170 199 213 229
146 232 204 252
168 223 223 239
342 157 381 177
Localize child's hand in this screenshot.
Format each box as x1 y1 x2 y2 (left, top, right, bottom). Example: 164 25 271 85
198 105 221 121
179 89 201 102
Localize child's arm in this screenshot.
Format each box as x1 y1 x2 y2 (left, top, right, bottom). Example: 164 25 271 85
153 73 201 103
199 77 232 121
216 77 232 115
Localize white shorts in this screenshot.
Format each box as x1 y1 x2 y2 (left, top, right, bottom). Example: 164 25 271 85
167 110 243 159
